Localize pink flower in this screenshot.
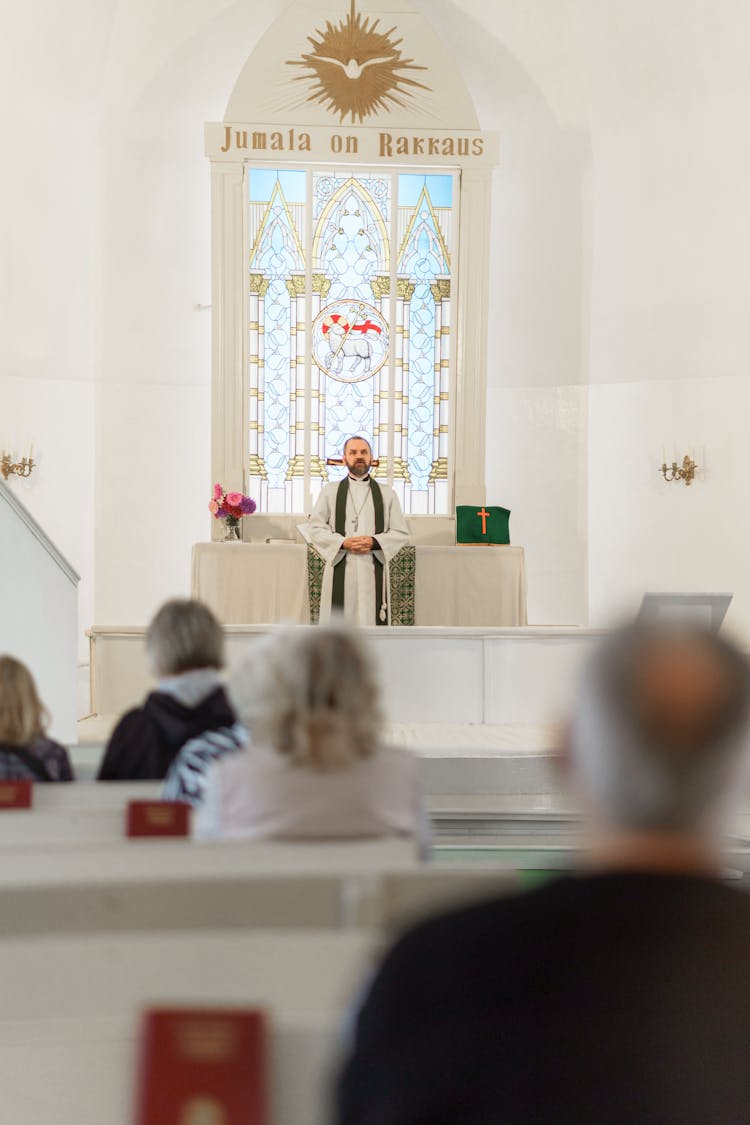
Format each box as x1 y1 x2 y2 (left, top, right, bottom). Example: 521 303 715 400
226 491 243 507
208 499 219 515
213 483 223 501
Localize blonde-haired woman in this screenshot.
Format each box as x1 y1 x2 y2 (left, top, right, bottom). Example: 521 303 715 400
0 657 74 781
188 623 427 849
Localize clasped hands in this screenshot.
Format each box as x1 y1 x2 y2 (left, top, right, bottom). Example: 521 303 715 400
342 535 375 554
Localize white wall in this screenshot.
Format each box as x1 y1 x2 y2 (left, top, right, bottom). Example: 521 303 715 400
3 0 750 647
589 378 750 639
0 0 104 662
586 1 750 641
416 0 591 624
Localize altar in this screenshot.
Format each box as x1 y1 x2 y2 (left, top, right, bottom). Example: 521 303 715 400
191 541 527 627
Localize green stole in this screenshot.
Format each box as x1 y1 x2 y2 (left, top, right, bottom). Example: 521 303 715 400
332 476 386 626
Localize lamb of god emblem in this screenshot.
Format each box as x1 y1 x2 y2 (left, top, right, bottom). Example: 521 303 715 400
312 301 389 383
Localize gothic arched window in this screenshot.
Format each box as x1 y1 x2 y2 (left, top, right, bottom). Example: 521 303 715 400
246 166 457 515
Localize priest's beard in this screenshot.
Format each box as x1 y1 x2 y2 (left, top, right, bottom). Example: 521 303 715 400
349 461 369 478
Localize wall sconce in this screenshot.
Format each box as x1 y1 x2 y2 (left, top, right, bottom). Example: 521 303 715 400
659 454 697 486
1 446 35 481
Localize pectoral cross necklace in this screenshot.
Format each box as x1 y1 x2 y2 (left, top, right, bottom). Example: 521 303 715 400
350 483 371 532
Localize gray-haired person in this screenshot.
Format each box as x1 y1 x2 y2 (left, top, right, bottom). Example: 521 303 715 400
98 599 235 780
338 622 750 1124
181 622 427 849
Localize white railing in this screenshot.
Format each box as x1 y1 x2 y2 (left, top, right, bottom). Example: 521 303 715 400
0 480 78 741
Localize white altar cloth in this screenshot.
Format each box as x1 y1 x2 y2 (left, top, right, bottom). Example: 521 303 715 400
191 542 527 627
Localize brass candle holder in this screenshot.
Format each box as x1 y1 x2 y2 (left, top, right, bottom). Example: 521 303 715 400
659 455 697 486
1 453 35 481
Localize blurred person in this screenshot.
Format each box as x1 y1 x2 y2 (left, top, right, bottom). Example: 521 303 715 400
161 719 246 807
186 622 427 849
98 599 234 781
337 622 750 1124
0 656 73 780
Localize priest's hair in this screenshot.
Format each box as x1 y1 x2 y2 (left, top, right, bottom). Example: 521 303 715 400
343 435 371 454
228 623 383 771
569 622 750 835
146 598 225 677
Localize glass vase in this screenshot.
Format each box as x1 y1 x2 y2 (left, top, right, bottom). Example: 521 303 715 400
222 517 241 542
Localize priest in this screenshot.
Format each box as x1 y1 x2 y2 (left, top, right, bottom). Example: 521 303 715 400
305 436 410 626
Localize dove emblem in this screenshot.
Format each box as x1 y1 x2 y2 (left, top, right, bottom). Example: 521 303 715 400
287 0 430 124
315 55 397 80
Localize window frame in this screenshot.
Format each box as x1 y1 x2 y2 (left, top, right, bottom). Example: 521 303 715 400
208 138 495 532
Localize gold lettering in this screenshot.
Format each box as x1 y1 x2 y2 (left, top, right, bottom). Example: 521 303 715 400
441 138 455 156
220 124 231 153
331 133 343 154
235 130 248 149
252 132 267 150
299 132 311 151
428 138 440 156
412 137 424 155
457 138 469 157
270 131 283 150
344 135 358 154
396 136 409 155
379 133 393 157
472 138 484 156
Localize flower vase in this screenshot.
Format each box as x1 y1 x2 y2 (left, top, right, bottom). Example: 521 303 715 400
223 517 241 542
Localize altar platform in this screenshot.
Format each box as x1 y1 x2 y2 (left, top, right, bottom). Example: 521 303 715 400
87 624 601 727
82 624 602 806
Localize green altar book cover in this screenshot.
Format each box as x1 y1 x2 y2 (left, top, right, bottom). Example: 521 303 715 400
455 505 511 545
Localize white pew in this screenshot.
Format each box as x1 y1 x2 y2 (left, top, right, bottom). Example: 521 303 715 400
32 782 162 808
0 845 513 936
0 930 373 1125
0 1015 341 1125
0 837 418 880
0 782 164 847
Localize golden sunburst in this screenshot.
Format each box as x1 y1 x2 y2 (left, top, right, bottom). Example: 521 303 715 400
286 0 430 125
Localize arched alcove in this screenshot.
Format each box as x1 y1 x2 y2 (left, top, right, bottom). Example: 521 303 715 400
206 0 497 520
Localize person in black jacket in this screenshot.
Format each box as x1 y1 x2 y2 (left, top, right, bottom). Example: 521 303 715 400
98 599 234 781
0 656 74 780
337 622 750 1125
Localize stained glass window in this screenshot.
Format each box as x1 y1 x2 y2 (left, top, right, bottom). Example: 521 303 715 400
247 167 456 514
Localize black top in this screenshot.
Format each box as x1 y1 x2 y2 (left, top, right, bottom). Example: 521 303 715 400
0 736 73 781
97 686 235 781
337 871 750 1125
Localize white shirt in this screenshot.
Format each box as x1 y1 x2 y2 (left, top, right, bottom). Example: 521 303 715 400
195 741 429 854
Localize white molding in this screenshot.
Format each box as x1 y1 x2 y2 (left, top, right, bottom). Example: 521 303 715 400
0 480 79 586
454 167 492 505
88 624 605 640
210 161 246 539
210 159 496 507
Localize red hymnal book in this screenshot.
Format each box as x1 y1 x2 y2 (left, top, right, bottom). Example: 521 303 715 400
126 800 190 838
136 1007 268 1125
0 780 33 809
